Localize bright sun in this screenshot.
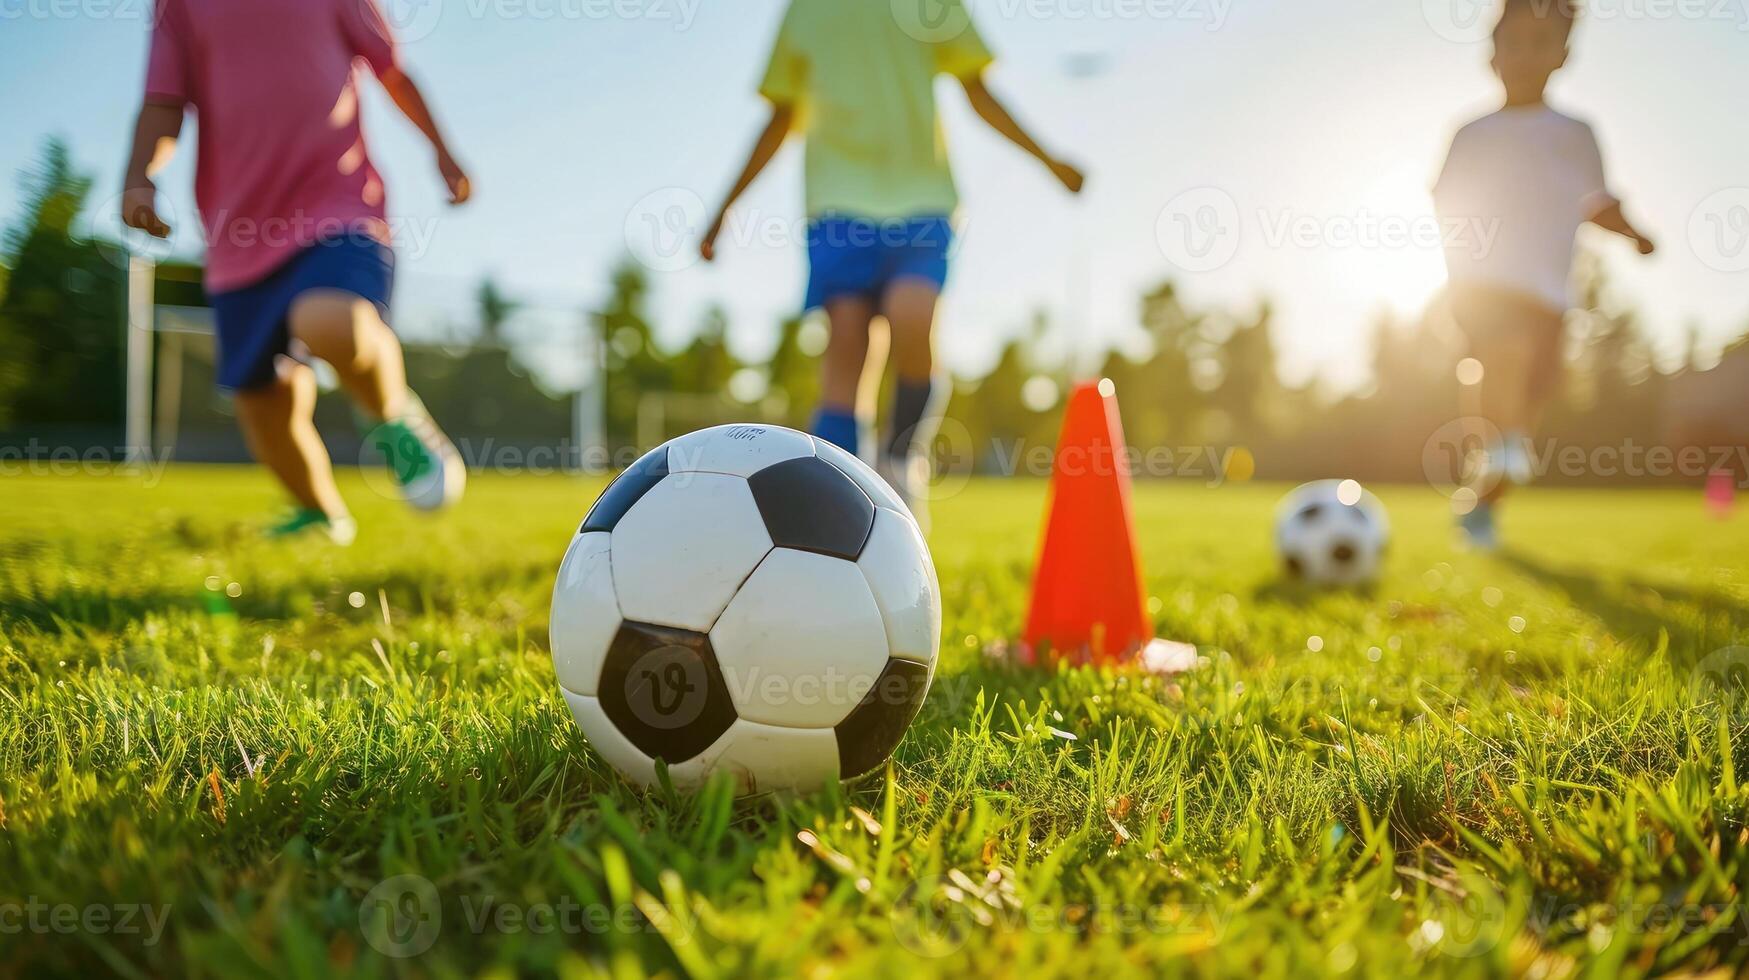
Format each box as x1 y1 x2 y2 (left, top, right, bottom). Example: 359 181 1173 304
1331 168 1449 318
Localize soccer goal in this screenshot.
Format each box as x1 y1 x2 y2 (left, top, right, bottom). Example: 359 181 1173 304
124 255 608 469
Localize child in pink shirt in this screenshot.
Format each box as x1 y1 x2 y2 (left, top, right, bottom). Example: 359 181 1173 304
122 0 472 541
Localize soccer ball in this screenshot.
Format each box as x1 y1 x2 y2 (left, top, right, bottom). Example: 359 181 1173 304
550 424 941 793
1274 480 1389 586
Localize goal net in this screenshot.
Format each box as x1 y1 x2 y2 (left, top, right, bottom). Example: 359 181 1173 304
124 256 608 471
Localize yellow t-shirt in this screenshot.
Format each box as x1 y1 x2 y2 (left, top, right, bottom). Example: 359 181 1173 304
759 0 994 220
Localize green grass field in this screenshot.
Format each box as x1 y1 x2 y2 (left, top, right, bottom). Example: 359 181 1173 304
3 469 1748 977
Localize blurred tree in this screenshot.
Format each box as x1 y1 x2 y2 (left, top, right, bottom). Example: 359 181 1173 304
592 258 672 449
474 277 517 345
0 137 125 433
766 313 819 428
671 304 738 396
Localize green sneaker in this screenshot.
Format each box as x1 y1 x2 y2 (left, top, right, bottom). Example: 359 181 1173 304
264 507 357 545
367 392 465 511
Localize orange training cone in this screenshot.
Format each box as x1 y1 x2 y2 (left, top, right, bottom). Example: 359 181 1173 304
1023 379 1151 664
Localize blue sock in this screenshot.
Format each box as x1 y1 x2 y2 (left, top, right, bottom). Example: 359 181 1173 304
812 406 859 456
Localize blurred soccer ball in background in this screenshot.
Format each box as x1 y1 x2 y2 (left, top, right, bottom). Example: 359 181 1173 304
1274 479 1389 587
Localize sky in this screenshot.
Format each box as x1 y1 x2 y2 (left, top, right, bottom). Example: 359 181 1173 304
2 0 1746 393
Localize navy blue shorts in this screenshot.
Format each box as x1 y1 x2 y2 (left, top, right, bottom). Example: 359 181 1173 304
803 214 953 311
208 234 395 391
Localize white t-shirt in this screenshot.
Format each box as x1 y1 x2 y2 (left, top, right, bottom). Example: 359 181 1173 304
1433 105 1617 311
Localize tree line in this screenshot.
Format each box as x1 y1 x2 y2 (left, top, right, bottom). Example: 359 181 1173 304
3 138 1744 483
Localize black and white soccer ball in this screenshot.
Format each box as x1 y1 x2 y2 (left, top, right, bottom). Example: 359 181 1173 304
1274 480 1389 586
551 424 941 793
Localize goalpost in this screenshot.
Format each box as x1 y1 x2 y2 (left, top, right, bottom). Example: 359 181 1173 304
123 254 609 470
125 255 214 466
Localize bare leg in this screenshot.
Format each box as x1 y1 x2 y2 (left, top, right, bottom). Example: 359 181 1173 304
1519 312 1566 435
1454 289 1560 505
881 278 939 385
233 361 348 518
819 296 876 411
287 290 408 420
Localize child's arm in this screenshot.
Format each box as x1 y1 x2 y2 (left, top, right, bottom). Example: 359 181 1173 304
700 104 794 262
1588 201 1655 255
378 68 471 205
959 74 1083 193
120 102 183 237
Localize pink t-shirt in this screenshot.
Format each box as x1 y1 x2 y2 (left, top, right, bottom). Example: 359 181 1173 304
145 0 399 292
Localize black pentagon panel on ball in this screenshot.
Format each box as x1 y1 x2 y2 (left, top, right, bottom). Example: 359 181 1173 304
597 621 737 764
746 456 876 559
835 658 931 779
581 446 670 533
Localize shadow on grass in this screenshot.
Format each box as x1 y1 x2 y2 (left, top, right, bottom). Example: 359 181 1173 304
1500 548 1749 663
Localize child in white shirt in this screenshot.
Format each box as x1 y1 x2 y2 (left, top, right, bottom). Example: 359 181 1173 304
1433 0 1655 549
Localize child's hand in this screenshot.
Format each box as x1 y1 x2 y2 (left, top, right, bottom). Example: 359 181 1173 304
699 214 725 263
1049 159 1085 194
438 152 472 206
120 180 171 238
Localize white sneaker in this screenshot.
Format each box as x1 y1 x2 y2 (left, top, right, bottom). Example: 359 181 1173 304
369 392 466 511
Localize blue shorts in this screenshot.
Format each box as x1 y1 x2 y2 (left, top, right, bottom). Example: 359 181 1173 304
208 234 395 391
803 214 953 311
